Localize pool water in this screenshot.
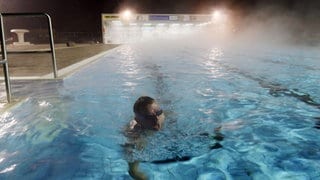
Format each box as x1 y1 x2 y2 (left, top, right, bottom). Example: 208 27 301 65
0 40 320 179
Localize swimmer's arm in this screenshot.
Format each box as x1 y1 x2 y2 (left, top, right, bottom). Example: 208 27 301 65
124 120 147 150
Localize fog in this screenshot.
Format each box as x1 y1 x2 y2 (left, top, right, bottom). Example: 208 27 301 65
234 5 319 46
131 4 320 56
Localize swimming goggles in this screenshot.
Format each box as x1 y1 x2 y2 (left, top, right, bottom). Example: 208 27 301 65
136 109 163 120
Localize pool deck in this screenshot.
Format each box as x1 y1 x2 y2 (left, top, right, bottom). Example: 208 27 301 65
0 43 119 107
1 43 119 78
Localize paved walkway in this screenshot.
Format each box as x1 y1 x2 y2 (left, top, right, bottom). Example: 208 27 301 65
1 43 118 77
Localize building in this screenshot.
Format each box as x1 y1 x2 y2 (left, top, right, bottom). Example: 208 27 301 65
101 13 214 44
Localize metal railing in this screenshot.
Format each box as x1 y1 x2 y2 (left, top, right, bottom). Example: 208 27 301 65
0 12 58 103
0 14 11 102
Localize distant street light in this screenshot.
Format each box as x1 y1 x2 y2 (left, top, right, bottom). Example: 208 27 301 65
211 10 227 23
212 10 222 20
121 9 133 21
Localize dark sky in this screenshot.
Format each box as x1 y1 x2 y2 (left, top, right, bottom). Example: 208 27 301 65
0 0 319 42
2 0 319 16
115 0 320 14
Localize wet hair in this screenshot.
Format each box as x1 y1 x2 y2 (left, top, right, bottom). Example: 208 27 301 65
133 96 160 130
133 96 155 115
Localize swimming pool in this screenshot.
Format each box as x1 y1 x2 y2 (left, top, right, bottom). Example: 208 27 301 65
0 39 320 179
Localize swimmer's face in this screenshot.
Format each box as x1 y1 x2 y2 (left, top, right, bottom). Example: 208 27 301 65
147 102 162 116
137 102 165 130
148 103 165 128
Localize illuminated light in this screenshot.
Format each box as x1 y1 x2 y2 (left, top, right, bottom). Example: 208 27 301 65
121 9 133 21
111 21 123 26
171 23 180 27
212 10 222 20
129 23 137 26
157 23 165 26
211 10 227 23
184 23 193 26
143 23 152 26
196 23 206 27
196 22 210 27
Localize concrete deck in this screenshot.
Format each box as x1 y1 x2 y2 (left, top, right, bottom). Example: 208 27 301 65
1 43 118 77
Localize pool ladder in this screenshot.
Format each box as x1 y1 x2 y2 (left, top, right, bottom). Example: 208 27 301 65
0 13 58 103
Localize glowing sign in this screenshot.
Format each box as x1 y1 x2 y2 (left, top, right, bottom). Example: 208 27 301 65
149 15 170 21
169 16 178 21
104 15 119 19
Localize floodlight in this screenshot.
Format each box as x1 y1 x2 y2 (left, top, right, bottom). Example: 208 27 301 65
211 10 227 23
212 10 221 20
121 9 133 21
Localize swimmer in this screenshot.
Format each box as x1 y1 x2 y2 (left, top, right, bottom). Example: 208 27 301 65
129 96 165 131
124 96 165 180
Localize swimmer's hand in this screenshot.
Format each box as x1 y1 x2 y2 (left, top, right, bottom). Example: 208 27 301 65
128 161 148 180
129 119 137 130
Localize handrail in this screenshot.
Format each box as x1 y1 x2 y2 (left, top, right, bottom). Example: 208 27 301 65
1 13 58 78
0 12 58 103
0 13 12 102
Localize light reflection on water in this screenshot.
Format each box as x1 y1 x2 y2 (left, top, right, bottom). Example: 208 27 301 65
0 43 320 179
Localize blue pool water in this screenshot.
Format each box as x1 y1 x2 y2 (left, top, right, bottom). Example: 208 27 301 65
0 40 320 179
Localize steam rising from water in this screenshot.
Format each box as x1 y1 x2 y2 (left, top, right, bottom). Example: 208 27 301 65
154 8 319 54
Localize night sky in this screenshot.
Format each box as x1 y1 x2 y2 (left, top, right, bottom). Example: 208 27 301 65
0 0 319 42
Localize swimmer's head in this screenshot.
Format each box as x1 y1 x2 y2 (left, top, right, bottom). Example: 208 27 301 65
133 96 165 130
